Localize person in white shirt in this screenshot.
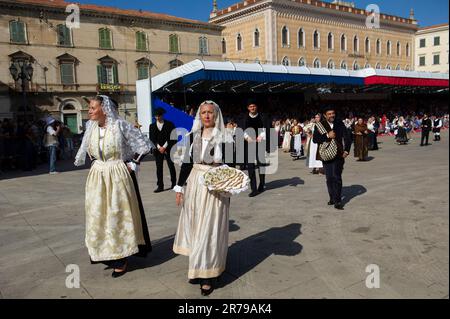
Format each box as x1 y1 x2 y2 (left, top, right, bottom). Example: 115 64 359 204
44 118 61 174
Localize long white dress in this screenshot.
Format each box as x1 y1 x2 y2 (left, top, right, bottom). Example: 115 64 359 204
306 125 323 168
173 136 230 279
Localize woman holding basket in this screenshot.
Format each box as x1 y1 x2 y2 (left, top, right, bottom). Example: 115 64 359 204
173 100 248 296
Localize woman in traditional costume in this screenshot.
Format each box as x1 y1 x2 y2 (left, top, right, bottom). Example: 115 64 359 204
173 100 230 296
281 119 292 152
353 118 369 161
305 114 323 174
395 116 408 145
74 95 153 278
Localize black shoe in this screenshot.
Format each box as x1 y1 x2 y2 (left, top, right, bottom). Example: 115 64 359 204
257 185 265 193
248 191 259 197
200 279 214 296
327 200 335 206
111 263 128 278
154 187 164 193
334 203 344 210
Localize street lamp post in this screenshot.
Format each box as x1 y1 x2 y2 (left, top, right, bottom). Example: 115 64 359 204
9 61 34 121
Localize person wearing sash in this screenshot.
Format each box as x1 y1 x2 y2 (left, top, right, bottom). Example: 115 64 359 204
313 106 351 210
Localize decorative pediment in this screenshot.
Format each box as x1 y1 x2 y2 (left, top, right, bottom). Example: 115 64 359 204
135 57 153 66
56 53 79 63
98 55 118 64
8 51 35 63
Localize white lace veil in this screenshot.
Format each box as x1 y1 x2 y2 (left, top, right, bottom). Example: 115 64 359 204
190 100 225 143
74 95 153 166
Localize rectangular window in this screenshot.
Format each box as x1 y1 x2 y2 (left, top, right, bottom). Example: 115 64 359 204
419 56 426 66
99 29 112 49
97 64 118 84
10 21 26 43
136 32 147 51
433 54 440 65
137 64 149 80
434 36 440 46
57 25 72 46
60 63 75 84
169 35 179 53
419 38 426 48
199 37 208 55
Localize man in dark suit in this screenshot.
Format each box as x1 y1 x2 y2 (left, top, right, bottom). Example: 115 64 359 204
149 108 177 193
420 114 432 146
313 106 352 210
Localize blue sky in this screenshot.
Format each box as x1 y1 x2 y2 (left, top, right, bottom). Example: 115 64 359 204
75 0 448 27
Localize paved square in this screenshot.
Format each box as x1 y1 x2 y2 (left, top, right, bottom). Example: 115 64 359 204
0 132 448 299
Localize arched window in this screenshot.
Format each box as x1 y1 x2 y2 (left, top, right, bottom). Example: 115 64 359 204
340 60 347 70
298 28 305 47
376 39 381 55
364 63 371 69
313 30 320 49
236 33 242 51
282 26 289 47
298 57 306 67
387 40 392 55
328 32 334 50
375 62 381 69
396 41 401 56
365 37 370 53
395 64 401 70
254 29 260 47
340 34 347 51
313 58 321 68
405 65 410 71
353 61 360 70
221 38 226 54
386 64 391 70
281 56 290 66
199 36 208 55
135 31 147 51
169 34 179 53
9 20 27 43
99 28 113 49
327 59 335 69
353 36 359 53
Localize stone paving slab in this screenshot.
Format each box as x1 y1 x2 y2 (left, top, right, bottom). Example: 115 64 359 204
0 132 448 299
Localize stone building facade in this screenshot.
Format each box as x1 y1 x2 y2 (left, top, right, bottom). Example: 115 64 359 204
415 24 449 74
210 0 417 72
0 0 223 131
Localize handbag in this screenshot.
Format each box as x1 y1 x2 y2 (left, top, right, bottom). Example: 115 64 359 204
315 122 338 162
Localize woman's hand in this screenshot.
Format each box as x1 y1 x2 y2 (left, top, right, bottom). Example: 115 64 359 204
176 192 183 206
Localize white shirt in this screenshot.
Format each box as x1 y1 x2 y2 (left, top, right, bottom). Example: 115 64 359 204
156 120 168 149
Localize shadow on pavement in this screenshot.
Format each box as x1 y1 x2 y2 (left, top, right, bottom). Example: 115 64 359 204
264 177 304 190
342 184 367 206
219 223 303 289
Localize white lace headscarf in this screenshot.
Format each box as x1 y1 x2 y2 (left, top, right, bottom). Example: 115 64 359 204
74 95 153 166
185 100 225 164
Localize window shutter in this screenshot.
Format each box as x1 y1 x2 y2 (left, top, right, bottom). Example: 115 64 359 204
112 64 118 84
61 64 74 84
17 22 25 43
10 21 18 42
97 65 103 84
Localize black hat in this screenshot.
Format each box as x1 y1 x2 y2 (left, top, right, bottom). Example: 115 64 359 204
321 105 335 114
154 107 166 116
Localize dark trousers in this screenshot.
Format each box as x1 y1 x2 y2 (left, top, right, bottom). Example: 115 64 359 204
421 131 430 145
248 163 265 192
323 157 344 204
154 151 176 187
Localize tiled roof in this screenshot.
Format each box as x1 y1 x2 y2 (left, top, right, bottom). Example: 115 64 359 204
212 0 416 25
419 23 449 31
2 0 215 27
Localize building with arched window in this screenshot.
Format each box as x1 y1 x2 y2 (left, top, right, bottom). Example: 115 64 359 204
210 0 416 71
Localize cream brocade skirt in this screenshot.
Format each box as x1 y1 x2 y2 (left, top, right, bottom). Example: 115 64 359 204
173 164 231 279
85 160 145 261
